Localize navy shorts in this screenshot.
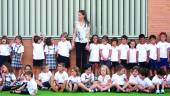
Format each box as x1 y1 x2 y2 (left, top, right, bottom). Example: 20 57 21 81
33 59 44 67
57 54 70 68
149 59 158 70
112 62 119 67
100 60 112 68
159 58 169 67
120 59 128 69
139 62 148 69
42 81 51 88
128 63 138 70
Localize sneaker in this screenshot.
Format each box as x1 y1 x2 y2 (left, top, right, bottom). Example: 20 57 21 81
156 90 160 94
161 89 165 94
41 86 48 90
108 89 110 92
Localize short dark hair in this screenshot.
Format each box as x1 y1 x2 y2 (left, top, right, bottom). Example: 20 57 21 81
116 65 125 71
139 68 149 77
24 70 33 77
111 37 118 44
121 35 128 40
1 35 9 44
45 37 52 46
149 35 156 40
24 64 32 70
159 32 167 37
129 39 136 48
102 35 109 41
33 35 41 43
58 62 65 67
157 69 166 76
139 34 145 39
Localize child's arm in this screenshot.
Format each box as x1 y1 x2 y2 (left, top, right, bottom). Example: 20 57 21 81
108 49 112 60
99 49 105 60
118 50 121 64
127 50 130 64
147 50 150 63
157 48 160 62
167 49 169 62
20 52 23 64
40 33 45 42
85 42 90 51
72 25 76 48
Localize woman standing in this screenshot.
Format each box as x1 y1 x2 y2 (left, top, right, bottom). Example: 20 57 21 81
72 10 90 71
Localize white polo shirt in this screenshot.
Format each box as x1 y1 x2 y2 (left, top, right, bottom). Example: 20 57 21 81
136 43 148 62
118 44 129 60
54 71 68 84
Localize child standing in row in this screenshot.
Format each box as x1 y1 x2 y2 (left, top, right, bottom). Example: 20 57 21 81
118 35 129 69
99 35 112 68
136 34 148 68
147 35 158 77
57 32 72 68
0 36 11 67
110 38 120 73
11 36 24 76
44 37 57 72
157 32 169 72
87 34 100 76
32 34 45 79
127 40 138 70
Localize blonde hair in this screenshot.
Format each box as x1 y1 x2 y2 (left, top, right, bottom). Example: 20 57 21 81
70 67 80 76
100 65 110 75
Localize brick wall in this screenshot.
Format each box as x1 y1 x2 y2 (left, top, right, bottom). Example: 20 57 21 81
10 0 170 67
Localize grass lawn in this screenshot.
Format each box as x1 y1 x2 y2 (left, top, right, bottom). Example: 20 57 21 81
1 90 170 96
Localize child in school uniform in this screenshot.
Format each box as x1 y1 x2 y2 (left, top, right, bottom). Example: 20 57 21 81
32 34 45 79
0 63 16 91
99 35 112 68
80 64 95 92
127 40 138 70
11 36 24 76
136 34 148 68
118 35 129 69
97 65 112 92
36 64 52 89
129 66 140 92
0 36 11 67
111 65 131 92
57 32 72 68
157 32 169 72
166 73 170 88
152 69 166 94
50 63 68 92
44 37 57 72
11 64 32 90
137 68 155 93
12 71 37 96
66 67 81 92
147 35 158 77
87 34 100 76
110 38 120 74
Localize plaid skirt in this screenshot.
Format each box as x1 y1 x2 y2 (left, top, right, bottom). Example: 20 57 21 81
11 53 22 68
45 54 57 69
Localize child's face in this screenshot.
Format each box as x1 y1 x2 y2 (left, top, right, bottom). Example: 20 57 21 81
102 39 108 45
57 64 64 72
43 66 49 73
121 38 127 44
71 70 77 76
139 38 145 44
25 75 31 81
132 69 139 77
130 41 136 48
160 34 166 42
150 38 156 44
93 36 98 44
112 41 117 46
119 68 126 75
61 36 66 41
85 67 92 75
15 38 21 44
1 39 7 44
25 66 31 72
101 68 106 76
139 74 145 80
51 39 55 44
158 75 163 79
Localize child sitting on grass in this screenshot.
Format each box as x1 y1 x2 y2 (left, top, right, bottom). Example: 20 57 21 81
137 68 155 93
152 69 166 94
50 63 68 92
36 64 52 89
11 71 37 96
